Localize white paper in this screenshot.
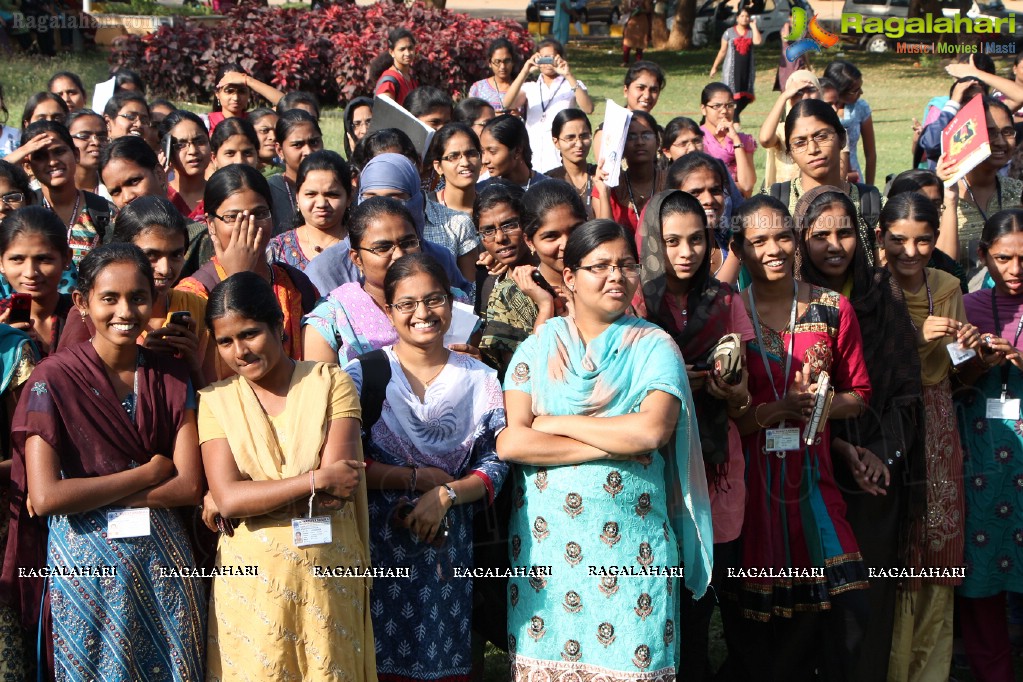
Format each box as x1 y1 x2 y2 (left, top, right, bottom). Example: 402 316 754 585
444 301 480 347
91 77 116 118
107 507 151 539
599 100 633 189
368 95 435 163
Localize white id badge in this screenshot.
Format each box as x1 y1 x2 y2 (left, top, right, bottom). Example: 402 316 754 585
987 398 1021 420
292 516 332 547
947 342 977 366
765 428 801 452
107 508 151 539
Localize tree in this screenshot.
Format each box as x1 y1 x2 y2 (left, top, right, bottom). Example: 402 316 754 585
665 0 697 50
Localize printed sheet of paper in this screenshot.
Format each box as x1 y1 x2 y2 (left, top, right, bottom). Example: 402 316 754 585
600 100 633 189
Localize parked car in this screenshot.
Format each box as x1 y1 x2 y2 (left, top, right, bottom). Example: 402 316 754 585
527 0 622 25
666 0 811 48
839 0 1019 52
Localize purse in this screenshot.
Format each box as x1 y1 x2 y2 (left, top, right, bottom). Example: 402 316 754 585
710 333 743 386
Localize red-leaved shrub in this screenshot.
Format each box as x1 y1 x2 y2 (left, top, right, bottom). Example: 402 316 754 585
109 2 534 107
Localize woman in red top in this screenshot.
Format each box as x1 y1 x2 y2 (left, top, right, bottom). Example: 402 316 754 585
373 28 419 107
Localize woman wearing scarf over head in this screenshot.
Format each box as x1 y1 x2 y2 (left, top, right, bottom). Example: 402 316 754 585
304 153 472 298
794 185 926 681
636 188 754 681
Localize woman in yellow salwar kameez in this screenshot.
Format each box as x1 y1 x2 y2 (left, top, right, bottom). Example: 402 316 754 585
198 271 376 682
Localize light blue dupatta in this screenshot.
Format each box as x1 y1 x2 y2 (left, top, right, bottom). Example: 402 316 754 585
523 314 714 597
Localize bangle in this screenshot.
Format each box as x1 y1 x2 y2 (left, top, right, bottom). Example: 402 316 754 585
754 403 770 429
309 470 316 496
730 392 752 415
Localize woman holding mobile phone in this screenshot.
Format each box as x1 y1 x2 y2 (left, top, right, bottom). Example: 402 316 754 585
58 196 214 388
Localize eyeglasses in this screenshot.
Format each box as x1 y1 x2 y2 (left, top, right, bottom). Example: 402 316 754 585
71 131 109 144
212 208 273 224
219 85 248 96
705 102 737 112
671 137 703 150
352 119 373 131
559 133 593 145
1 192 25 206
479 219 522 242
842 87 863 97
625 131 658 143
118 111 152 127
990 127 1018 142
358 237 421 257
574 262 642 276
789 129 837 153
172 136 210 152
440 149 481 164
472 120 489 131
388 293 449 314
490 58 514 67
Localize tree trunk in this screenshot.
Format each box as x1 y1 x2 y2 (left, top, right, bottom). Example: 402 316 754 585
665 0 696 50
652 1 669 48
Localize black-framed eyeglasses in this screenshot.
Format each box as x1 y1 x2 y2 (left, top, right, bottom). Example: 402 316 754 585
441 149 481 164
358 237 421 257
71 131 109 144
574 262 642 276
0 192 25 206
387 293 449 314
478 219 522 242
212 208 273 224
705 102 737 112
118 111 152 127
173 136 209 152
671 136 703 150
790 129 837 153
490 58 514 67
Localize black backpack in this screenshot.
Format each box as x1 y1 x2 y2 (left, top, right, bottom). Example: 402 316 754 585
769 180 881 230
355 349 391 442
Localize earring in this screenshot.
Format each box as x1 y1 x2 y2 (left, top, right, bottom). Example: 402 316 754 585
79 310 87 320
569 285 575 292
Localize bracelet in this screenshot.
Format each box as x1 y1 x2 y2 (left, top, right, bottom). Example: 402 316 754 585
730 393 752 415
309 470 316 496
754 403 770 429
409 466 418 493
844 389 866 413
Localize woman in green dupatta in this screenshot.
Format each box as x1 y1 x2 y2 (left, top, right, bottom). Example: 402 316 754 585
497 219 713 681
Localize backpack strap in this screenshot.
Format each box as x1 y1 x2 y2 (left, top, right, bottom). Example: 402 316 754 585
769 180 791 204
855 182 881 229
82 191 113 244
357 349 391 435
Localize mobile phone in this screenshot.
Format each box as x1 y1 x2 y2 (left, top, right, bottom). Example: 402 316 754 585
537 56 555 65
8 293 31 324
531 269 556 296
168 311 191 327
161 134 173 171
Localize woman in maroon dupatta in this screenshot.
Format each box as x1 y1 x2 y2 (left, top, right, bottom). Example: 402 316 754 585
636 188 754 680
0 243 206 680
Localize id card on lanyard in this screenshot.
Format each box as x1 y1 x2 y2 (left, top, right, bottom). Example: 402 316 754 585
293 474 332 547
749 279 800 458
985 290 1023 421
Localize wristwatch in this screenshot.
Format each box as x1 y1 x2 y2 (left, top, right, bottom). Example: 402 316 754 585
442 484 457 505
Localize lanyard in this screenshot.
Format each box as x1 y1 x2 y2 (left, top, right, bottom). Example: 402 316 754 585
908 269 934 332
44 191 82 239
990 289 1023 400
540 78 566 116
964 176 1002 224
748 278 799 405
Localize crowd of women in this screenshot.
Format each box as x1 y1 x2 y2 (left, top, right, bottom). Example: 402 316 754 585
0 21 1022 682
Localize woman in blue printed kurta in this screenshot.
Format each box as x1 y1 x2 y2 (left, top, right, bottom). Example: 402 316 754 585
345 253 508 682
497 220 712 681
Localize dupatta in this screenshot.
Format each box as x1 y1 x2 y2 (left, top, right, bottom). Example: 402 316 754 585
527 315 714 597
639 189 739 471
197 361 370 547
1 342 188 635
